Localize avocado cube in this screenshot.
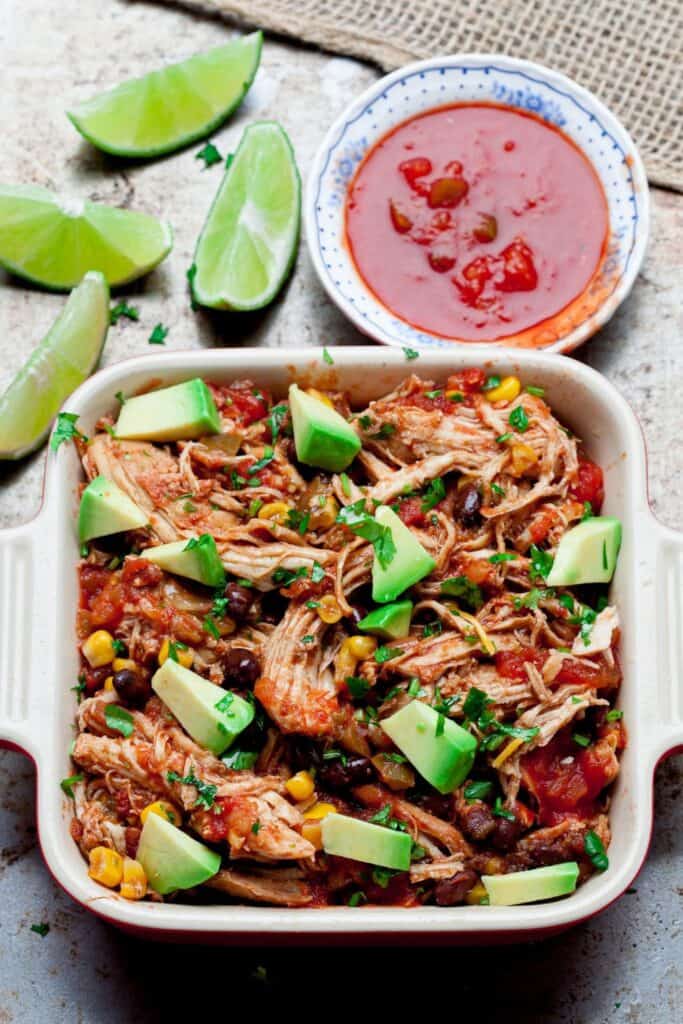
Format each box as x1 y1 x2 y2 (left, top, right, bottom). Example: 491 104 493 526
78 474 148 543
140 534 225 588
288 384 361 472
114 378 220 441
380 699 477 794
358 599 413 640
547 516 622 586
136 810 221 895
321 813 412 870
371 506 436 603
482 862 580 906
152 659 254 755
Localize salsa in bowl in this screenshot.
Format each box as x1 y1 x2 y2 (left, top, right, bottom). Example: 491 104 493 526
306 55 648 353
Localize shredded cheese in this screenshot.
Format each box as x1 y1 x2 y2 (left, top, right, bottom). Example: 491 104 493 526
491 736 524 768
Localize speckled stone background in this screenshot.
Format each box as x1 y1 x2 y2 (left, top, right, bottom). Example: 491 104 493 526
0 1 681 1020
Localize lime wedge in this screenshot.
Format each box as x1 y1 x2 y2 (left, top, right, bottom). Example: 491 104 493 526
67 33 262 159
192 121 301 311
0 272 109 459
0 185 172 290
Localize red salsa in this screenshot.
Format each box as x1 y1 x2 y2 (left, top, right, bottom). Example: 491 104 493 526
345 103 609 344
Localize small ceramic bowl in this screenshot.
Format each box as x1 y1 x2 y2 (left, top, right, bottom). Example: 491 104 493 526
305 54 649 353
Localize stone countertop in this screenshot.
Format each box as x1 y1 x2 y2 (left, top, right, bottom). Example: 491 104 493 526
0 1 681 1020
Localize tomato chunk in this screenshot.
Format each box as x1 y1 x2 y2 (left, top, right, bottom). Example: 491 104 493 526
497 239 538 292
522 727 617 825
569 459 605 513
495 646 547 681
389 200 412 234
556 657 620 690
397 497 427 528
445 368 487 394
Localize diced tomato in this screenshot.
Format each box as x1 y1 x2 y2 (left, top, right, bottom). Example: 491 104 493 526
428 250 456 273
364 871 421 906
445 368 487 395
399 157 432 188
79 565 111 607
389 200 412 234
457 255 494 304
397 497 427 527
569 459 605 513
89 578 126 629
522 727 617 825
121 558 162 588
220 384 269 426
495 646 547 681
556 657 621 690
529 508 559 545
497 239 538 292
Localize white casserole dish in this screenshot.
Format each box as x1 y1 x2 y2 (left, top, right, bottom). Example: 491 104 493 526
0 346 681 943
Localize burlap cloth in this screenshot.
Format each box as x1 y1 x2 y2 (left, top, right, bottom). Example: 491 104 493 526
155 0 682 191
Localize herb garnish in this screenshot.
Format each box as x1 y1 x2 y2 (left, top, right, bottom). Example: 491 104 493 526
440 575 483 611
374 646 403 663
407 678 422 697
529 544 553 581
166 769 217 809
340 472 352 497
463 686 539 750
222 747 258 770
348 891 366 907
582 501 593 521
606 709 623 722
421 476 445 512
109 301 139 325
285 508 310 535
51 412 87 452
196 141 223 167
248 445 275 475
30 923 50 937
251 820 262 835
525 385 545 397
311 561 326 583
346 675 370 699
492 797 516 821
104 704 134 738
464 780 493 803
491 483 506 497
60 774 84 798
267 403 288 442
148 323 169 345
336 500 396 569
508 406 529 432
584 830 609 871
513 587 555 610
322 347 334 365
489 552 517 564
483 375 501 391
572 732 591 748
369 423 396 440
403 347 420 360
272 566 307 586
422 620 442 638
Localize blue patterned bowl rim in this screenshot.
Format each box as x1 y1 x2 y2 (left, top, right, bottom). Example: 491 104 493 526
305 53 649 353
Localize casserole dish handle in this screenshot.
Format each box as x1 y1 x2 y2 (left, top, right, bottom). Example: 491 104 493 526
648 522 683 764
0 515 50 759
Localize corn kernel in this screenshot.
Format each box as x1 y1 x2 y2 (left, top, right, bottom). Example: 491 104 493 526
317 594 342 625
346 635 377 660
112 657 137 673
103 676 114 692
465 881 489 905
301 820 323 850
310 495 339 530
491 736 525 769
158 638 194 668
82 630 116 668
303 802 337 821
485 376 521 404
140 800 182 828
510 442 538 475
258 501 290 524
88 846 124 888
120 857 147 900
306 387 334 409
286 771 315 801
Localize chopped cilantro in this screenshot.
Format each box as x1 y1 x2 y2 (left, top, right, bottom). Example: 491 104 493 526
301 635 315 645
115 390 126 404
358 414 372 429
496 432 512 444
222 747 258 770
111 638 126 656
348 891 366 907
148 323 169 345
306 599 320 609
508 406 529 432
322 347 334 365
203 615 221 639
483 375 501 391
558 593 575 612
422 620 442 638
336 499 396 569
492 797 516 821
30 923 50 937
196 141 223 167
346 676 370 699
582 501 593 521
230 470 247 489
606 709 623 722
584 830 609 871
340 472 351 497
247 498 263 518
572 732 591 748
186 263 198 309
272 566 307 586
464 780 493 803
529 543 553 581
109 301 139 325
440 575 483 610
285 508 310 535
167 639 189 662
421 476 445 512
369 423 396 440
403 347 420 360
166 769 217 809
248 445 274 475
50 412 87 452
374 645 403 663
182 499 197 513
489 552 517 563
491 483 506 497
251 820 262 835
425 389 442 399
60 774 84 798
513 587 555 610
104 705 134 738
525 385 545 397
311 561 326 583
407 677 422 697
267 403 288 442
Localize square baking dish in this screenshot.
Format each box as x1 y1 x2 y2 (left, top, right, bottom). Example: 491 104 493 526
1 346 681 943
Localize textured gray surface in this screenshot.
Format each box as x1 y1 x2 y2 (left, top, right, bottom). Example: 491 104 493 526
0 1 681 1020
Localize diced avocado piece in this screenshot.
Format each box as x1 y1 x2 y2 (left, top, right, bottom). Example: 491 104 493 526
152 659 254 755
321 813 412 870
78 474 148 543
371 505 436 604
380 699 477 794
114 378 220 441
136 810 221 895
482 862 580 906
288 383 361 472
140 534 225 588
358 599 413 640
547 516 622 586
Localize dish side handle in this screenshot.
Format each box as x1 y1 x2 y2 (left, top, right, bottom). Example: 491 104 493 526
0 517 48 759
648 522 683 765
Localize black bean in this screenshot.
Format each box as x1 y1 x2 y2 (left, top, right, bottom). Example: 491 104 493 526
112 669 151 709
223 581 255 620
434 869 478 906
222 647 261 688
459 801 496 842
417 793 454 820
317 754 374 790
491 815 523 851
454 484 482 526
289 738 324 772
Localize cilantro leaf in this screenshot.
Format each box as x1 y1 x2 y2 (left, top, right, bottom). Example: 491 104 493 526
104 704 134 738
60 774 84 798
30 923 50 937
196 141 223 167
403 347 419 360
336 500 396 569
440 575 483 610
109 301 139 325
369 423 396 441
285 508 310 535
322 347 334 365
166 769 217 809
311 561 326 583
374 645 403 663
529 544 554 581
463 686 492 722
148 323 169 345
489 552 517 563
346 675 370 699
508 406 529 432
483 375 501 391
272 566 307 586
221 747 258 770
584 829 609 871
267 403 288 442
248 445 275 475
492 797 516 821
50 412 87 452
421 476 445 512
464 780 493 803
513 587 555 610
